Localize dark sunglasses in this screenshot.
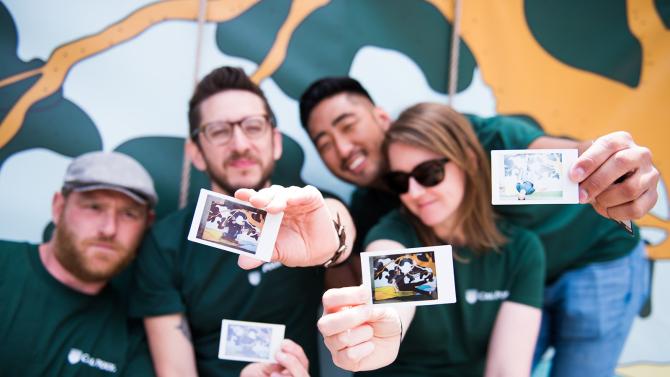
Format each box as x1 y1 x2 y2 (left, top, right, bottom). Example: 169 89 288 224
383 158 450 194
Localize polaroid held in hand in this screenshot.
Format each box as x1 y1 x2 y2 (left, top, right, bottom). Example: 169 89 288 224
491 149 579 205
360 245 456 307
218 319 285 363
188 188 283 262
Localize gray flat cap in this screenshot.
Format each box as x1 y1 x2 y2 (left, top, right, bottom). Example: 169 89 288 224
63 151 158 207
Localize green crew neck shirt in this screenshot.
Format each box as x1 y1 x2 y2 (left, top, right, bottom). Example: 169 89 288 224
349 114 639 282
0 240 154 377
128 203 324 377
359 210 545 377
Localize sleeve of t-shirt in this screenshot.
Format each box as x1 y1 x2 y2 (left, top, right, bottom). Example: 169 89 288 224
120 319 156 377
363 210 420 250
504 228 546 308
467 115 546 152
128 229 185 318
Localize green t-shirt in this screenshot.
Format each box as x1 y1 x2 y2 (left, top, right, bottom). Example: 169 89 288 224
128 204 324 377
359 210 545 377
0 240 154 377
349 115 639 282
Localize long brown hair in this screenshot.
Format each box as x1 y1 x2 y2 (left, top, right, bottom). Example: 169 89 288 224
383 102 506 253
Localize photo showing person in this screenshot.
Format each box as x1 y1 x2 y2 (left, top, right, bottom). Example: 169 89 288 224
370 252 437 303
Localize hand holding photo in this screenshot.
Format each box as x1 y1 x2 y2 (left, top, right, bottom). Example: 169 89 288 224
188 189 283 262
361 245 456 307
218 320 285 363
491 149 579 205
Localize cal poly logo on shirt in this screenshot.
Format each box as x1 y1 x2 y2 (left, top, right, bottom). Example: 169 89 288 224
67 348 117 373
465 289 509 304
247 262 283 286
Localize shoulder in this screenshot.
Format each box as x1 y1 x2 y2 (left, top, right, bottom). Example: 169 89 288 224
464 114 545 151
497 221 545 266
364 209 419 249
0 239 34 260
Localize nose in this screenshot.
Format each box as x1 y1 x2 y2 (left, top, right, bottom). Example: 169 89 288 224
229 125 252 152
406 177 425 199
333 134 354 160
98 211 118 238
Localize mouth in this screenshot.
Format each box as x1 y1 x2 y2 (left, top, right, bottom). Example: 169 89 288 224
227 158 259 169
417 199 437 210
344 152 366 175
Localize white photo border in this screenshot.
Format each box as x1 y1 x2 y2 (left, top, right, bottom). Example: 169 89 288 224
187 188 283 262
491 149 579 205
218 319 285 363
360 245 456 307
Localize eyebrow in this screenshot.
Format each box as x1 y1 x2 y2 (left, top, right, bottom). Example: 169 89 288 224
311 112 356 145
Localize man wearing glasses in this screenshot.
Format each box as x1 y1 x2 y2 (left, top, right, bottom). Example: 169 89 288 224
299 77 657 377
129 67 354 377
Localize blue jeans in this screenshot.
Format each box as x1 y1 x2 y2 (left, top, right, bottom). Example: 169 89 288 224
533 241 650 377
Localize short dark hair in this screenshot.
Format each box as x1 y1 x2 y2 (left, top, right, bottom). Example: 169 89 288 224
299 77 374 132
188 66 276 142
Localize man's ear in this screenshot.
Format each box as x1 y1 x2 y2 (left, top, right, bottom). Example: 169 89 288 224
185 139 207 172
52 192 65 227
373 107 392 131
145 209 156 228
272 129 283 161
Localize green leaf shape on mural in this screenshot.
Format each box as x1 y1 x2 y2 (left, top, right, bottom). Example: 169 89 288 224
0 3 101 168
525 0 642 88
216 0 477 100
115 133 310 220
656 0 670 29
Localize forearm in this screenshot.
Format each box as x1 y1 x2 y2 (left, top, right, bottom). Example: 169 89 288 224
144 314 199 377
484 302 541 377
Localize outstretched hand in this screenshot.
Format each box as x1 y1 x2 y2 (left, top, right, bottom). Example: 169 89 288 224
317 286 404 372
571 131 659 220
235 185 340 270
240 339 310 377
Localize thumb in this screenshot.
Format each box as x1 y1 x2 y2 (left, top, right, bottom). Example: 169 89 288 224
237 255 263 270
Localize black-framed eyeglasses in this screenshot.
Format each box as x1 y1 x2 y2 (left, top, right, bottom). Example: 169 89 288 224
192 114 272 145
383 158 450 194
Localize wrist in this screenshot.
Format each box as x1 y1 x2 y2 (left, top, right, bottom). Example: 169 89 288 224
323 213 347 268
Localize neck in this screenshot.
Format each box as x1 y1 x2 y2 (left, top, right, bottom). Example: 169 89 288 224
39 242 106 295
431 217 466 245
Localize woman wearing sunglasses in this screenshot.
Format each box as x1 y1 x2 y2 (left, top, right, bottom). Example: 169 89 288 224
318 103 546 377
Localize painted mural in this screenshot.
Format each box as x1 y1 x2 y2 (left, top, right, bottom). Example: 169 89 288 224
1 0 668 375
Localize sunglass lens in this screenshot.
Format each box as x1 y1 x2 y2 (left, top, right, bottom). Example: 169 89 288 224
414 160 446 187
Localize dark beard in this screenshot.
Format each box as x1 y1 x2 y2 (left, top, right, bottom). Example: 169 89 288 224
53 220 135 283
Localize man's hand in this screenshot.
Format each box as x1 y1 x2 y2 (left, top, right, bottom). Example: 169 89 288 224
317 286 404 372
569 131 659 220
240 339 310 377
235 185 340 270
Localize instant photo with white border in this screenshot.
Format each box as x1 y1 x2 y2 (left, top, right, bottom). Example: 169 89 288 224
218 319 285 363
361 245 456 307
491 149 579 205
188 188 283 262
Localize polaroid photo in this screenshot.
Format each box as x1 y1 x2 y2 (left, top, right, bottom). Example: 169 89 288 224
491 149 579 205
188 188 283 262
360 245 456 307
218 320 285 363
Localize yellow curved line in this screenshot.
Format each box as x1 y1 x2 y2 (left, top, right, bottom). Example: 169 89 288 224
0 68 42 88
0 0 260 148
250 0 330 83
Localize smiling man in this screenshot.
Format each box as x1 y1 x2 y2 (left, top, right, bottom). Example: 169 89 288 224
0 151 158 376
